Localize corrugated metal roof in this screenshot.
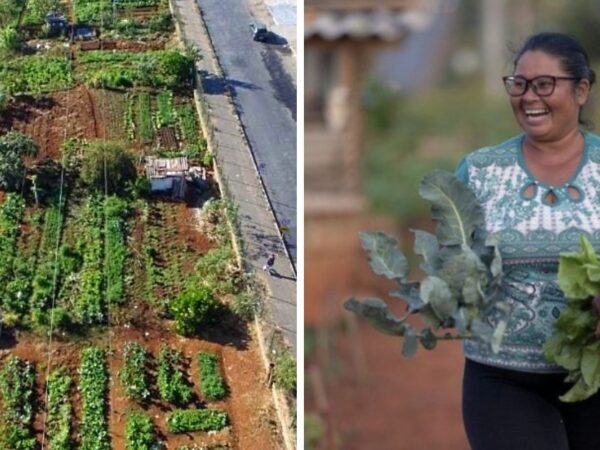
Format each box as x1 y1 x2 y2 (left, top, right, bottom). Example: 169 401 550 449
305 9 427 41
145 156 189 179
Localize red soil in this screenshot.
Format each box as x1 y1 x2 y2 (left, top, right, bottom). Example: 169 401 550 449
305 213 470 450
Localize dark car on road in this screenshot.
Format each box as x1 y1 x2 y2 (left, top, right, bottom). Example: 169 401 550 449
249 21 269 42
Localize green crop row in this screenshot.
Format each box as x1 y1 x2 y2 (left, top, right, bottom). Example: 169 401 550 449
157 346 193 405
166 409 228 434
177 104 199 143
0 194 25 300
119 341 151 402
0 56 72 95
104 196 128 305
77 50 194 90
125 93 135 141
79 347 109 450
138 93 154 144
31 198 65 311
75 195 105 324
125 411 158 450
46 368 73 450
0 356 36 449
197 352 227 401
3 209 43 323
156 91 176 128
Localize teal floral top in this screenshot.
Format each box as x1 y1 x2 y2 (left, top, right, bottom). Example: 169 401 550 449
456 131 600 373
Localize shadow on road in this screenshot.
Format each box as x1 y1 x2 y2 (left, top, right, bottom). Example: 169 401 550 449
199 70 262 96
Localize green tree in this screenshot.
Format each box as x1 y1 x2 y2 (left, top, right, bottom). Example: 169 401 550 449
170 287 221 336
79 140 136 194
0 131 38 191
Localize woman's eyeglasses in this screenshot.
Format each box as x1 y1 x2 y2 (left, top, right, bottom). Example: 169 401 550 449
502 75 580 97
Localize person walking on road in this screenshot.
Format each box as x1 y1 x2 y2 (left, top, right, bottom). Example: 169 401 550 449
263 253 276 275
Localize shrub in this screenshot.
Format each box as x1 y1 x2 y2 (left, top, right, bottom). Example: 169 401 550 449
231 291 258 321
170 287 221 336
274 349 296 395
166 409 227 433
79 140 136 194
0 132 38 191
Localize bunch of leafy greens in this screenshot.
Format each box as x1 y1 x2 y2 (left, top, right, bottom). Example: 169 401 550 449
344 170 511 357
544 236 600 402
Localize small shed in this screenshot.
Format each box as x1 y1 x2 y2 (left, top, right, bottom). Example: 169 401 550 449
45 11 68 33
145 156 189 198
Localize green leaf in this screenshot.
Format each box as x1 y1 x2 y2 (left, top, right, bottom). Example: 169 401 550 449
419 328 437 350
581 342 600 387
389 282 424 311
559 376 592 403
419 304 443 329
558 236 600 299
344 298 406 336
439 245 486 296
402 325 418 358
412 230 440 274
486 234 503 279
418 170 484 246
554 343 583 371
420 276 456 320
360 231 409 280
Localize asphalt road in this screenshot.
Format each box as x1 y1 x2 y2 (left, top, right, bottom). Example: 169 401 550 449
198 0 297 264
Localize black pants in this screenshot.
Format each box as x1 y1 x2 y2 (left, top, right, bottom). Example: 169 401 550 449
463 359 600 450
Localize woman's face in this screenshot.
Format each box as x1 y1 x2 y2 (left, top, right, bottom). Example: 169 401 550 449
510 50 590 142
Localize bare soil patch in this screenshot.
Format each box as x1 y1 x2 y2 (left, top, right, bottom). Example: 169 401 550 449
0 85 98 160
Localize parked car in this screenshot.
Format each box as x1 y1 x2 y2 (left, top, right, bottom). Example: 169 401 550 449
249 22 269 42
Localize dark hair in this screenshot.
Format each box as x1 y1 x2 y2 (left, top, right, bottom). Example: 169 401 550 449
514 32 596 127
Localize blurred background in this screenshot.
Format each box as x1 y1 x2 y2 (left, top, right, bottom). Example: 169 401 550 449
304 0 600 449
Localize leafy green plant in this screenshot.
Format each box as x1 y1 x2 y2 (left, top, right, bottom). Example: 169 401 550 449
78 347 109 450
0 55 72 94
345 170 510 357
104 196 128 304
120 342 151 402
125 411 158 450
166 409 228 433
0 356 36 449
156 91 176 128
138 93 154 144
75 195 105 325
46 368 73 449
157 346 192 405
544 236 600 402
177 104 199 143
273 348 296 395
170 287 221 336
0 27 22 54
197 352 227 400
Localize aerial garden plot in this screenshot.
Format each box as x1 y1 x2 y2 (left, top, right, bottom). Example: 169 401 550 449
0 0 288 448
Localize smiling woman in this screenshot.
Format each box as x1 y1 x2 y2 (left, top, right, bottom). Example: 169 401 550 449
454 32 600 450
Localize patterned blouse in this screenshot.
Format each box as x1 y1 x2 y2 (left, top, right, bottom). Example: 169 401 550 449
455 131 600 372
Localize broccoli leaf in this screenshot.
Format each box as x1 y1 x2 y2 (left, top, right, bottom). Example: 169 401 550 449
360 231 409 281
419 170 484 246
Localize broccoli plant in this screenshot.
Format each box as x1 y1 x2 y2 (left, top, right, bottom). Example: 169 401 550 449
345 170 511 357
